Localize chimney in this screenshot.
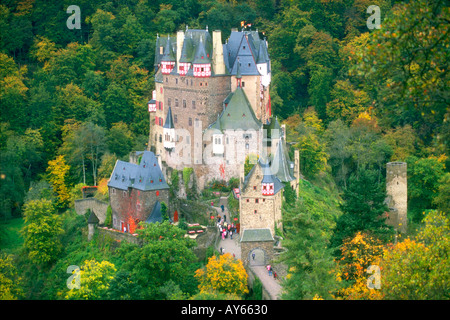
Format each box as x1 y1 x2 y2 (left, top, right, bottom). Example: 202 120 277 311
176 30 184 73
212 30 226 75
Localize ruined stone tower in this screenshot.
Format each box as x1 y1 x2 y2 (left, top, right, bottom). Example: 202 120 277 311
386 162 407 233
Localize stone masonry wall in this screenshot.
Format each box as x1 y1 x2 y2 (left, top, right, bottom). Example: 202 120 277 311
74 198 108 224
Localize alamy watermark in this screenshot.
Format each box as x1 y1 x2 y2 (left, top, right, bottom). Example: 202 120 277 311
66 5 81 30
367 5 381 30
366 265 381 289
66 265 81 289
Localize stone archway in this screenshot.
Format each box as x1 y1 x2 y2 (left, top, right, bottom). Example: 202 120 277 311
249 247 267 266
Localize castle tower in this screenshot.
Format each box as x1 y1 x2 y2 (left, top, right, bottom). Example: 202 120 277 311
386 162 407 233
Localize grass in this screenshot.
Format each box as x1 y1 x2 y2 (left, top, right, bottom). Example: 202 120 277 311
0 217 25 252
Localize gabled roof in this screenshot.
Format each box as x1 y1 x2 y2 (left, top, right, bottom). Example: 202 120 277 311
108 151 169 191
225 30 267 76
208 87 261 131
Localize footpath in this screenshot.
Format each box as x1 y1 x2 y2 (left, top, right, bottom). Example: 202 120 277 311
212 196 282 300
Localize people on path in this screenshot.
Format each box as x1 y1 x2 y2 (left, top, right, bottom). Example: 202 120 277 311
221 204 224 212
267 265 272 276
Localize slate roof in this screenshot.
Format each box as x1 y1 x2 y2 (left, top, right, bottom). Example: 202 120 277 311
260 159 285 194
240 228 274 242
242 158 284 195
224 30 269 77
163 106 174 129
146 201 162 224
87 210 99 224
271 137 295 182
108 151 169 191
154 29 269 77
207 87 261 132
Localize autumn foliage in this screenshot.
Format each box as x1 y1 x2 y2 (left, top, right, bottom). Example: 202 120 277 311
195 253 249 297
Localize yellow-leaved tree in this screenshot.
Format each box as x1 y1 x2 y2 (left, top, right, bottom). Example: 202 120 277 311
46 155 70 208
65 259 116 300
334 232 385 300
195 253 249 297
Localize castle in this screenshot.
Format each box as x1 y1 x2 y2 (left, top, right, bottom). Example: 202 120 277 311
146 27 300 264
148 27 276 190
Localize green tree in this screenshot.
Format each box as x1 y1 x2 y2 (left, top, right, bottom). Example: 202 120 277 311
381 210 450 299
353 0 449 155
65 259 117 300
330 168 393 250
407 155 446 222
118 221 197 299
0 253 23 300
281 201 339 300
21 199 64 266
106 122 133 158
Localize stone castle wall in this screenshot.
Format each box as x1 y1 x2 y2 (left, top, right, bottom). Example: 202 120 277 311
74 198 108 224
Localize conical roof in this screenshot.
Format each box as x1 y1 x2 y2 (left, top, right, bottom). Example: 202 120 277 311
161 36 176 62
272 137 295 182
192 36 211 64
163 106 174 129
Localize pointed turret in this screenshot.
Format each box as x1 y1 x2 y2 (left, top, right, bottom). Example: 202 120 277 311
271 137 295 183
163 107 175 150
161 35 176 74
193 35 212 77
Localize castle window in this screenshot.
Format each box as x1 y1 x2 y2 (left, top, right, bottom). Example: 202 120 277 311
246 199 249 202
263 185 266 190
243 46 246 50
136 203 141 211
254 210 257 214
168 98 171 107
192 101 196 109
245 143 249 149
112 188 116 194
174 114 178 123
255 199 259 203
195 118 199 127
189 118 192 126
166 77 168 83
242 81 245 87
160 46 163 54
253 186 256 190
175 99 179 107
175 78 178 84
123 191 127 197
183 99 186 108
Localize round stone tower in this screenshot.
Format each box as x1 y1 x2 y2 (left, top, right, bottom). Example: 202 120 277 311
386 162 407 233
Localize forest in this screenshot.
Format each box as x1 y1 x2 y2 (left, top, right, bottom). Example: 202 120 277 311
0 0 449 300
